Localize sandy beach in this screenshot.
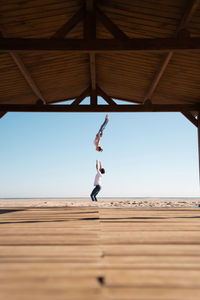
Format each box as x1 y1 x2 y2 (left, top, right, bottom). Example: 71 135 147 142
0 197 200 208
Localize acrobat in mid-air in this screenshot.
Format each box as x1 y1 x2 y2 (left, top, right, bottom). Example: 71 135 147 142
94 114 109 152
90 160 105 202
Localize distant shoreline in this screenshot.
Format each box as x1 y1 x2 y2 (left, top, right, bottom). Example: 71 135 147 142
0 197 200 208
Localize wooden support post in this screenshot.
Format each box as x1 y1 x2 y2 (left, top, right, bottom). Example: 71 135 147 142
198 113 200 185
90 90 97 105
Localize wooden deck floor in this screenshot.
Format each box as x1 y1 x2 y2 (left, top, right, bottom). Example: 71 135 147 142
0 207 200 300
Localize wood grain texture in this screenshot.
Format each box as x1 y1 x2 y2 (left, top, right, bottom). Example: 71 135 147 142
0 0 200 107
0 206 200 299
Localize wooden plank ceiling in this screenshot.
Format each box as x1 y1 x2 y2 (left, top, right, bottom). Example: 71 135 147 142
0 0 200 112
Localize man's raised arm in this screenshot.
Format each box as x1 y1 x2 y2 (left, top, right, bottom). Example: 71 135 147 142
96 160 99 171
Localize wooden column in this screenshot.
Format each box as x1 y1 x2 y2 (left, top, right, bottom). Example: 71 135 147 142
198 113 200 184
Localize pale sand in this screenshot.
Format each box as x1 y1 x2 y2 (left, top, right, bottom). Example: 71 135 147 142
0 197 200 208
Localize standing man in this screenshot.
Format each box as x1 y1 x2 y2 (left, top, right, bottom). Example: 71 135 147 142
90 160 105 201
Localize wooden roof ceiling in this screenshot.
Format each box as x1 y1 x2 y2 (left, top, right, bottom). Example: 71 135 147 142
0 0 200 119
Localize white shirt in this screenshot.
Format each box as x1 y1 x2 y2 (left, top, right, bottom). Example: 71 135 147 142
94 170 102 186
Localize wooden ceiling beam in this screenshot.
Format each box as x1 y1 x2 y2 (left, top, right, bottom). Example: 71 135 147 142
90 89 97 105
71 86 90 105
0 111 7 119
96 6 128 39
144 52 173 101
84 0 96 39
0 30 46 105
176 0 200 33
1 37 200 51
84 0 97 104
52 7 84 38
1 104 200 113
9 51 46 104
144 0 199 102
89 53 96 91
97 86 117 105
181 111 198 127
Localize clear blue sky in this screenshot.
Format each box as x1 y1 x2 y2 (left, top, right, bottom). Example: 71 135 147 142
0 97 199 198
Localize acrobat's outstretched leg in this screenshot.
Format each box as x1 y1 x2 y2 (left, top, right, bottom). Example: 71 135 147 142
97 114 109 137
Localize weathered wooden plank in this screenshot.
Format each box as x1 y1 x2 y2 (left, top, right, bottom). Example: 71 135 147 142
104 255 200 269
0 245 102 257
103 244 200 256
0 235 100 245
1 206 200 300
0 288 102 300
103 287 200 300
101 231 200 244
105 269 200 288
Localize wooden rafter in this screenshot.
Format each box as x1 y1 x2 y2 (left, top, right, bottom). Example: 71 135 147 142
89 53 96 91
0 30 46 105
9 52 46 104
1 37 200 51
111 96 141 104
181 112 198 127
0 111 7 119
71 87 90 105
1 104 200 113
51 7 84 38
96 6 128 39
0 7 85 116
144 0 199 102
176 0 200 32
144 52 173 102
97 86 117 105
